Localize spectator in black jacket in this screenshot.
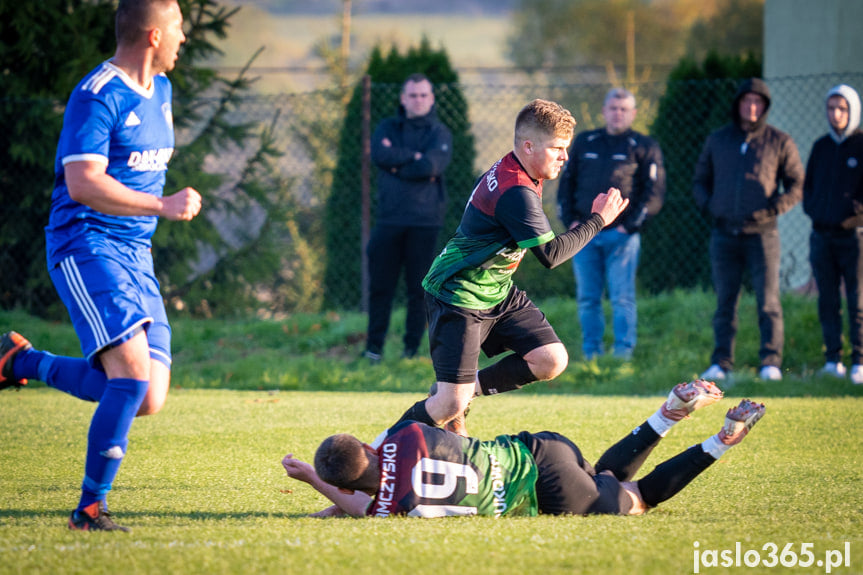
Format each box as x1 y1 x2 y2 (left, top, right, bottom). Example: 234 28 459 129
803 84 863 384
694 78 804 382
557 88 665 360
363 74 453 363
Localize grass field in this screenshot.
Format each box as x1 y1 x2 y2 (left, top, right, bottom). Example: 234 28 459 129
1 392 860 574
1 290 862 574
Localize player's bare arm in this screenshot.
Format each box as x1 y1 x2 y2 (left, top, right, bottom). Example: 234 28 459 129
65 160 201 221
281 454 371 517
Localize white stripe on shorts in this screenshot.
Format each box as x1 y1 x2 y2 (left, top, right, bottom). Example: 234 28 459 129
60 256 111 348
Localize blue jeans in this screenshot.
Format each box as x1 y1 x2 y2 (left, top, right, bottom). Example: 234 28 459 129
572 229 641 358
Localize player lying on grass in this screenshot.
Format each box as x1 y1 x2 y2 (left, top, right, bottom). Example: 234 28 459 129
282 380 765 517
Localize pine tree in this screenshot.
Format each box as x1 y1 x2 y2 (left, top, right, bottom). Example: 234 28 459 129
324 39 476 309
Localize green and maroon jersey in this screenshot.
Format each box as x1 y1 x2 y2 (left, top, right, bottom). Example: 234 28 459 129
422 152 555 309
367 421 539 518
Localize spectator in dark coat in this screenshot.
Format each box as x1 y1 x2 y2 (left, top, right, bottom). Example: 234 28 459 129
362 74 453 363
802 83 863 384
693 78 804 382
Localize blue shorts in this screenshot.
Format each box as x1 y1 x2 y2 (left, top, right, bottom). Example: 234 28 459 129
49 247 172 369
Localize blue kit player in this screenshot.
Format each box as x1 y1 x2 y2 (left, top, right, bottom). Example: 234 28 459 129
0 0 200 531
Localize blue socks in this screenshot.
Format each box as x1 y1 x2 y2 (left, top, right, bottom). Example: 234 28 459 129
78 378 149 511
14 349 107 402
15 350 151 511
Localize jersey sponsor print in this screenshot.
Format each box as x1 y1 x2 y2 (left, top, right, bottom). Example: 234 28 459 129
368 421 539 518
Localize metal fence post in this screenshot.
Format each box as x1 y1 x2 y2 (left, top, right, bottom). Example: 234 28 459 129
360 74 371 312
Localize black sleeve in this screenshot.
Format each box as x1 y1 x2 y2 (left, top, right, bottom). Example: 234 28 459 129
530 213 605 269
370 120 413 169
397 122 453 180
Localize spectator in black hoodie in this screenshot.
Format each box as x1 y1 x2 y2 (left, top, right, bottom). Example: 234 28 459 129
803 84 863 384
362 74 453 363
693 78 804 382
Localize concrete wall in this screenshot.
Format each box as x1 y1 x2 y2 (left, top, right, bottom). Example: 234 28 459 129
765 0 863 159
765 0 863 79
764 0 863 289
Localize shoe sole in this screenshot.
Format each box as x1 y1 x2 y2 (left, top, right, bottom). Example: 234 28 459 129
720 400 766 445
0 332 31 388
663 380 724 418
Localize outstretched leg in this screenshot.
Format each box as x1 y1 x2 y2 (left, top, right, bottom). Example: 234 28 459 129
1 332 110 402
596 380 723 480
636 399 766 509
2 332 168 416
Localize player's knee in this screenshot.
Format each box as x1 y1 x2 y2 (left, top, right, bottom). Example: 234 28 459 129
529 344 568 380
426 386 469 423
136 394 165 416
137 369 170 416
440 395 467 421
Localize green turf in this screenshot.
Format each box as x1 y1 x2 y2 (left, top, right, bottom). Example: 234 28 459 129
0 391 860 574
6 290 863 398
1 290 862 573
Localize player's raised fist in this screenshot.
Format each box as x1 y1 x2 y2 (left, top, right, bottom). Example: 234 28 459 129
160 187 202 221
591 187 629 227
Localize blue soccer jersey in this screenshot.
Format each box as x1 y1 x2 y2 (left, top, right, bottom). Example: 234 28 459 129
46 61 175 266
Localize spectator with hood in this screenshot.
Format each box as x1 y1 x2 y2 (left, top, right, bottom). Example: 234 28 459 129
802 84 863 384
694 78 804 382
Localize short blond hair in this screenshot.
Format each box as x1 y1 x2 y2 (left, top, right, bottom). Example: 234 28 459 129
514 99 576 147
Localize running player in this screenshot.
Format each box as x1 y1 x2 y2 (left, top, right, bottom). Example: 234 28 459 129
395 99 628 436
0 0 200 531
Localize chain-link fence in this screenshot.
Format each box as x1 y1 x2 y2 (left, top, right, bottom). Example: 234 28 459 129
3 72 862 317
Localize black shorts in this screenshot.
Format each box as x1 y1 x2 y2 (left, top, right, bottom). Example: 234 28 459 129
515 431 632 516
425 286 561 384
